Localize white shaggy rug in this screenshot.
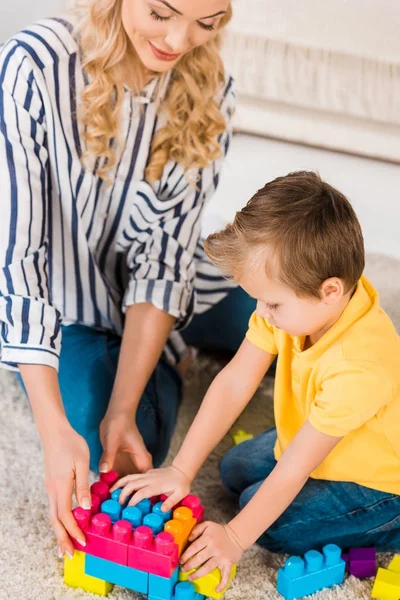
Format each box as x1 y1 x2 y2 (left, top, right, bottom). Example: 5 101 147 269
0 253 399 600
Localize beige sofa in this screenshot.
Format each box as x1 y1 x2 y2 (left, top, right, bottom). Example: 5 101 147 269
222 0 400 162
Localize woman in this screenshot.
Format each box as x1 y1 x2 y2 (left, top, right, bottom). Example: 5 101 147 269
0 0 255 560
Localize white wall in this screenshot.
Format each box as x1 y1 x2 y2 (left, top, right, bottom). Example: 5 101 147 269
0 0 65 42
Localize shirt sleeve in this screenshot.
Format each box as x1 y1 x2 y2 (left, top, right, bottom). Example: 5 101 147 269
309 359 395 437
123 77 236 329
0 42 62 371
246 310 278 355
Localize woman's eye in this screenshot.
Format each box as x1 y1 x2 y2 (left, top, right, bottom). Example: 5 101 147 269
198 22 215 31
150 10 170 21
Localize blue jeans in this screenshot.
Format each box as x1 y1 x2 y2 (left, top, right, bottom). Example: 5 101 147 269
18 287 255 472
220 427 400 554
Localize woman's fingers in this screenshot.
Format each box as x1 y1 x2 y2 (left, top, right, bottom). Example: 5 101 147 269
74 455 91 510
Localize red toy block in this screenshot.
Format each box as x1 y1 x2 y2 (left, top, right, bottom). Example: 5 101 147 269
91 481 110 503
86 514 133 565
127 526 179 577
181 495 204 523
100 470 119 487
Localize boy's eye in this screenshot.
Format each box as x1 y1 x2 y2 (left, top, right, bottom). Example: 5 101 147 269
265 303 279 311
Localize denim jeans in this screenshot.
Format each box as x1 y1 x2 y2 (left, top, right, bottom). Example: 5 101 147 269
18 287 256 472
220 427 400 554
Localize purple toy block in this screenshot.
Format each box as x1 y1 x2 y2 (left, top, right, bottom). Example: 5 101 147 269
348 547 376 578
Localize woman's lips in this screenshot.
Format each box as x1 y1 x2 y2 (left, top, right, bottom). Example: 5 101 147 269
148 41 181 61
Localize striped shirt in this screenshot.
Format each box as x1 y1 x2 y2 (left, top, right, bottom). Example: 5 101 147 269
0 17 236 371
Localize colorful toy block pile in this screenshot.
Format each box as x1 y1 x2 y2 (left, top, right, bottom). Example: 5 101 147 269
64 470 236 599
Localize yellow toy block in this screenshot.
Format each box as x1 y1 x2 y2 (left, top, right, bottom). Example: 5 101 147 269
371 566 400 600
232 429 254 445
64 550 113 596
179 565 236 599
388 555 400 573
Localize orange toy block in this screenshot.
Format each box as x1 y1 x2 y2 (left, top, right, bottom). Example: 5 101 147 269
165 506 196 555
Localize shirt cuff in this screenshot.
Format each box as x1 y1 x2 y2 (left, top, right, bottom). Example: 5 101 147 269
0 343 60 371
123 279 194 329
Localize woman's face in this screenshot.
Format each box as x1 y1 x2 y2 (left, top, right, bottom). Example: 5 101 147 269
121 0 230 72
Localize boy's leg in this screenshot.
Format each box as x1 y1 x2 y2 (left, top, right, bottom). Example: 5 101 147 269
238 475 400 554
18 324 182 472
219 428 278 496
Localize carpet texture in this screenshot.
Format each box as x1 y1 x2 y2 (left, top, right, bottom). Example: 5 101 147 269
0 253 399 600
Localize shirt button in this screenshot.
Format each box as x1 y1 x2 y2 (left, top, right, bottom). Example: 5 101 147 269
294 375 300 383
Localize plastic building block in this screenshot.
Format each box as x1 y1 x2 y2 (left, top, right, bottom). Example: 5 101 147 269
371 567 400 600
85 553 149 594
181 495 205 523
153 502 173 523
276 544 345 600
100 469 119 487
179 565 236 599
148 567 179 600
64 550 113 596
165 507 196 555
388 556 400 573
128 526 179 577
91 481 110 503
171 581 205 600
123 505 144 528
101 499 122 523
144 513 165 535
232 429 254 445
347 547 376 577
73 511 134 565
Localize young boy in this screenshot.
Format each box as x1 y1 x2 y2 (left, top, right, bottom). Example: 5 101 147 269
112 171 400 591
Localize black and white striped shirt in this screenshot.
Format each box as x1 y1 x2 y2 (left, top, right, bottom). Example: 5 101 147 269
0 17 236 371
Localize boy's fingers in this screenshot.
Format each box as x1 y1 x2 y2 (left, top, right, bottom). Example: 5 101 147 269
111 473 146 493
119 479 150 504
189 557 218 581
188 521 207 541
181 547 211 573
216 564 230 592
128 487 152 507
180 535 207 565
161 493 179 513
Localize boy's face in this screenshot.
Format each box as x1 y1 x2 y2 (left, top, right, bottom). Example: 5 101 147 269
238 261 345 340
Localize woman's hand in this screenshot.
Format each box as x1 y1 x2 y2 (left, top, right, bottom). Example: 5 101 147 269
42 420 91 559
111 464 191 511
180 521 244 591
99 409 153 475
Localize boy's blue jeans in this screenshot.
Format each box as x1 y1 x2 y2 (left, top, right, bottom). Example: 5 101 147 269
17 287 256 473
220 427 400 554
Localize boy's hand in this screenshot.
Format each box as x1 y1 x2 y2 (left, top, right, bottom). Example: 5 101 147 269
111 464 191 512
180 521 244 591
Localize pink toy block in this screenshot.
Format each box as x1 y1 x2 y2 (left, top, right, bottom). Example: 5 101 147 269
86 514 133 565
128 526 179 577
72 507 91 552
91 493 101 515
100 470 119 487
91 481 110 503
181 495 204 523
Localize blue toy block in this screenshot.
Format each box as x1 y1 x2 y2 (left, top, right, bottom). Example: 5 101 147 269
101 499 122 523
85 553 148 594
148 567 179 600
136 498 152 515
144 513 164 535
122 505 144 528
171 581 204 600
111 488 129 509
276 544 345 600
152 502 173 523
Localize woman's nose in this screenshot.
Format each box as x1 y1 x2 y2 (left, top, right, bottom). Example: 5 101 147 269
164 23 190 54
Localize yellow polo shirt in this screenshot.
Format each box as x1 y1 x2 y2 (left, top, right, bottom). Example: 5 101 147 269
246 276 400 494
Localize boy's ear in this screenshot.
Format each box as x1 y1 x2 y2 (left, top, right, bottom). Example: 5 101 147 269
320 277 344 304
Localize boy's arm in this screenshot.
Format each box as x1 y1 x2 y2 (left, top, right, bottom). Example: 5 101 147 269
227 421 342 548
113 339 275 507
171 339 275 480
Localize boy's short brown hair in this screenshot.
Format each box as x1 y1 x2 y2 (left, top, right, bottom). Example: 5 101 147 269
204 171 365 298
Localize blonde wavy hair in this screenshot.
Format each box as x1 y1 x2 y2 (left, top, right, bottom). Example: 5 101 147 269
70 0 232 183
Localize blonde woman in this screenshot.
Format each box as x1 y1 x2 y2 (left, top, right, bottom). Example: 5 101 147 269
0 0 255 559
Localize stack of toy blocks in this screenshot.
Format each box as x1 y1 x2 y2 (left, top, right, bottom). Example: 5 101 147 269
371 555 400 600
276 544 346 600
64 470 235 599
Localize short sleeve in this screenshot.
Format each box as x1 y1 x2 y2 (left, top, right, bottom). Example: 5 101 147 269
246 310 278 355
309 360 395 437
